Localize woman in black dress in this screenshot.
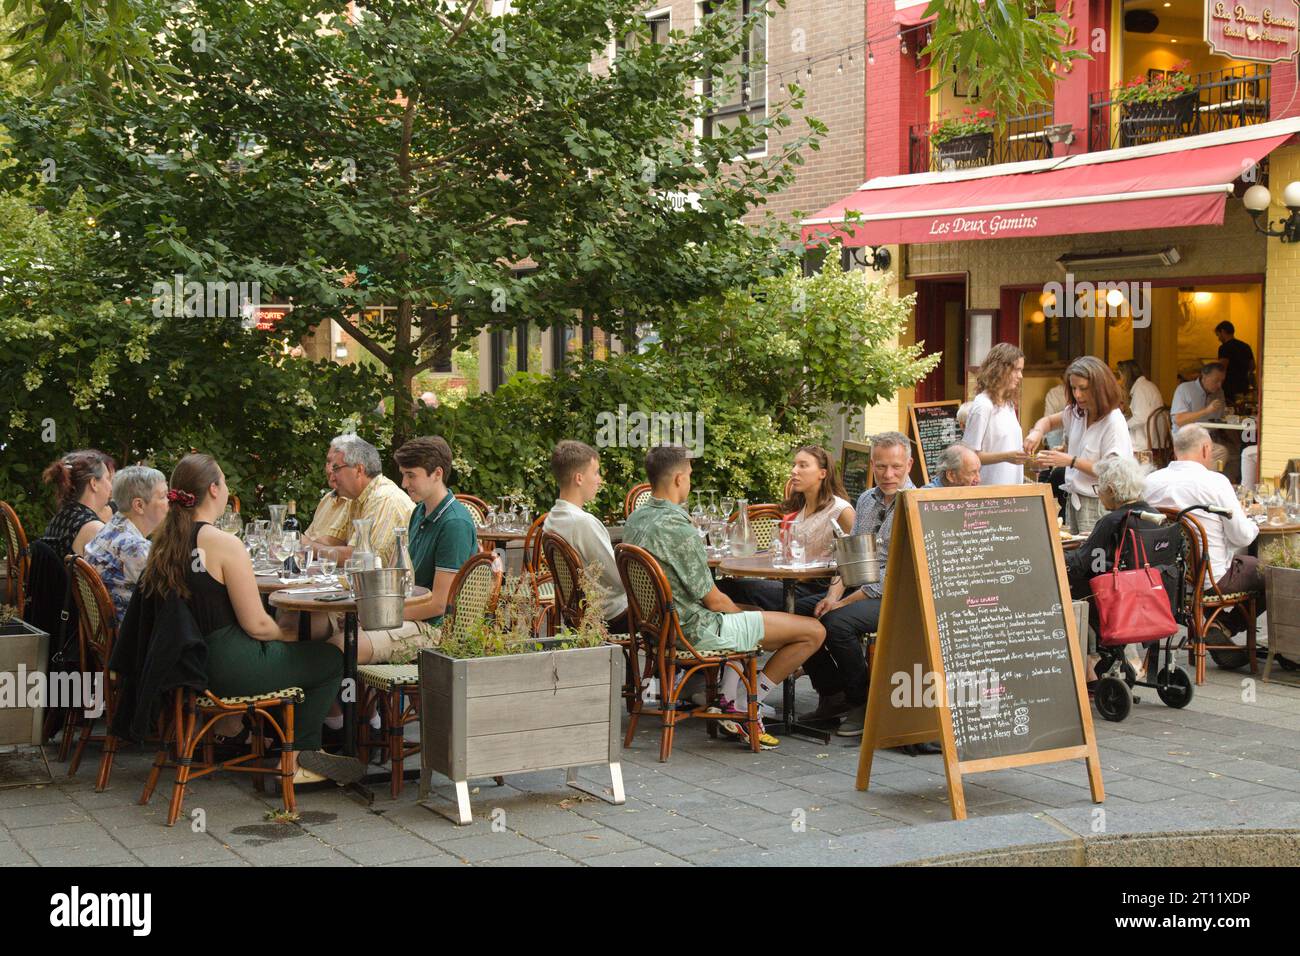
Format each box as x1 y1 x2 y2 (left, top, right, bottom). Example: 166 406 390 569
41 449 115 557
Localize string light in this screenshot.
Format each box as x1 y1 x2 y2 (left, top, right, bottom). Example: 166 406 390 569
867 45 874 65
837 56 843 74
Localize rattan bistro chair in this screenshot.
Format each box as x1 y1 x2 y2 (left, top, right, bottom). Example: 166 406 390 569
1165 510 1259 685
523 513 555 633
65 558 121 790
139 684 303 826
1 500 30 614
357 551 503 798
614 543 761 761
624 483 652 518
456 494 490 525
1147 407 1174 469
544 531 636 712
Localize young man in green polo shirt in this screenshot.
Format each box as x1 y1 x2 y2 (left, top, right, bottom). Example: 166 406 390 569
394 436 479 626
623 445 824 749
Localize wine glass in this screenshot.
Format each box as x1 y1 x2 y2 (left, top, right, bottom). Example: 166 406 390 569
318 548 337 583
719 495 735 522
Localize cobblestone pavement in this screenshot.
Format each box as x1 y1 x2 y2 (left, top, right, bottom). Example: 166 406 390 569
2 664 1298 867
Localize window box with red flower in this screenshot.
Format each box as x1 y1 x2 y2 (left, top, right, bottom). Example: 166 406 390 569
930 108 997 167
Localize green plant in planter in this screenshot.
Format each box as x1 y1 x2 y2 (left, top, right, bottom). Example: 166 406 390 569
929 108 997 146
438 565 612 660
0 604 18 626
1113 63 1195 105
1261 537 1300 570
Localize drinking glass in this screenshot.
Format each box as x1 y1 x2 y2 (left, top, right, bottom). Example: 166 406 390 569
297 544 314 575
270 535 293 568
319 548 337 583
342 556 362 593
719 495 735 521
788 529 807 568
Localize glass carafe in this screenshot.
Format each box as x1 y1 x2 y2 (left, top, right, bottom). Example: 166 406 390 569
393 527 415 597
727 497 756 557
268 503 288 535
351 517 377 570
1288 472 1300 519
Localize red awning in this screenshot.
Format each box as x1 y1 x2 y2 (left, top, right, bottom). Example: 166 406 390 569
893 3 934 27
801 119 1300 248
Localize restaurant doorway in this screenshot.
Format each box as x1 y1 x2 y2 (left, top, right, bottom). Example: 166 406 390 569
914 278 967 405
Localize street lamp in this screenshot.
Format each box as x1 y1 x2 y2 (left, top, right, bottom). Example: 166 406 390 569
1242 182 1300 242
845 245 892 272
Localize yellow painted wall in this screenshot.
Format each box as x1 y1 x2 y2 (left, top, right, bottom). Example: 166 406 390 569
1260 146 1300 482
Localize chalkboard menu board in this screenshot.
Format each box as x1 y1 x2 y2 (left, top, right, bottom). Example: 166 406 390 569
915 495 1085 760
854 484 1102 820
908 401 961 484
840 441 873 504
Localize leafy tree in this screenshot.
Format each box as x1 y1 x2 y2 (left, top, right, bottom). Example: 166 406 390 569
922 0 1089 122
0 188 382 533
2 0 822 453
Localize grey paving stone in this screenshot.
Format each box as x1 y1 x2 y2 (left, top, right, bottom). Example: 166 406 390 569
0 841 35 865
479 850 583 867
26 843 138 866
434 829 547 863
583 847 691 866
11 821 116 850
637 825 745 857
0 801 92 829
335 835 443 865
110 823 216 850
0 785 76 809
531 827 643 858
378 852 467 867
132 840 244 866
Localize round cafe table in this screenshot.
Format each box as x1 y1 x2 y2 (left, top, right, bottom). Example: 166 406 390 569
717 552 836 744
268 584 431 775
1256 518 1300 548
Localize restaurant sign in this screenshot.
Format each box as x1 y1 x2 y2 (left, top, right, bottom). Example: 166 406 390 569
1205 0 1300 63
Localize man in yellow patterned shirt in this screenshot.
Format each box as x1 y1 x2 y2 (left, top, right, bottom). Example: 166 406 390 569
314 434 414 567
304 458 351 546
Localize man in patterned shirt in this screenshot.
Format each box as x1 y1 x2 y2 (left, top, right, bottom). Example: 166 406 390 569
316 434 414 567
796 431 916 739
84 466 169 626
623 445 824 750
304 456 351 547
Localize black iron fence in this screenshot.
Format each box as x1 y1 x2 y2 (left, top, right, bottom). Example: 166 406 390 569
908 109 1056 174
1088 63 1271 152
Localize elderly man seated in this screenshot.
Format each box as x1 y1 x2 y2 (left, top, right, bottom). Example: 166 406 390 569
623 445 825 750
924 443 981 488
305 434 414 567
83 466 169 626
1142 424 1264 651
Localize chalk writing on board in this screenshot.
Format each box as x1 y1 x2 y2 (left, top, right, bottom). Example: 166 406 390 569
912 403 960 479
917 495 1084 760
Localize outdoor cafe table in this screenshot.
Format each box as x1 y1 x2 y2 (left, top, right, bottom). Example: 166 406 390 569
717 553 836 744
478 523 626 550
268 584 431 783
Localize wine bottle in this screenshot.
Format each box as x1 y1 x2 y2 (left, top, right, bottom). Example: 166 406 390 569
284 500 301 533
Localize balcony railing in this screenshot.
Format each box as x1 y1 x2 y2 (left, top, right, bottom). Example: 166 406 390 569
909 109 1055 174
1088 64 1271 152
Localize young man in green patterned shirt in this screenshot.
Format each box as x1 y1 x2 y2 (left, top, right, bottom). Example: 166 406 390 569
623 445 824 749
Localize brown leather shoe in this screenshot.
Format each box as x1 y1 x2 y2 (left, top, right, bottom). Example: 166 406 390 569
800 691 850 723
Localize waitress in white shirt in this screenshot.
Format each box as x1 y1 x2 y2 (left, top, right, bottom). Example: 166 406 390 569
1026 355 1134 535
963 343 1032 486
1117 359 1165 464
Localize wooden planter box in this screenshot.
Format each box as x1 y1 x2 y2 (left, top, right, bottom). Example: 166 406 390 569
935 131 993 168
1263 565 1300 681
417 643 625 824
0 619 49 746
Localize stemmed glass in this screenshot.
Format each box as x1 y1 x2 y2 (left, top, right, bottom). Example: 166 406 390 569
318 548 338 584
719 495 736 522
269 533 293 573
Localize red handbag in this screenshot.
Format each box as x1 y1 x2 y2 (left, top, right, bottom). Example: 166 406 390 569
1088 529 1178 645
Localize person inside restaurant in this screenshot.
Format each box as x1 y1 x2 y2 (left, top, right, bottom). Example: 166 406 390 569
543 440 628 629
1170 363 1233 480
720 444 854 612
1026 356 1133 536
40 449 116 557
137 453 360 786
84 466 169 627
1141 424 1265 647
923 442 982 489
1215 321 1256 406
623 445 825 750
1063 457 1182 685
963 343 1030 486
1117 359 1165 467
793 431 915 740
304 434 414 567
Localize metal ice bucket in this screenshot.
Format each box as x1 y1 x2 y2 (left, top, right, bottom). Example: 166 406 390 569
832 532 881 588
353 569 407 630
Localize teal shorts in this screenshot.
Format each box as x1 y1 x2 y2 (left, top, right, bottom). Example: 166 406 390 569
690 610 765 654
